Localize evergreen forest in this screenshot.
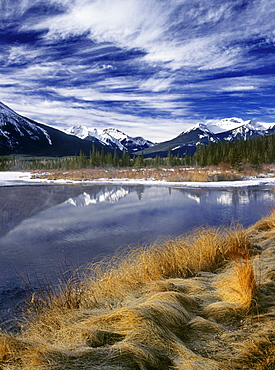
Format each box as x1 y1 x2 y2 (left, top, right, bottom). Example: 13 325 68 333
1 133 275 171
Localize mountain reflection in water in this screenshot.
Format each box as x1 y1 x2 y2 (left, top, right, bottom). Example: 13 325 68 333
66 188 129 207
0 184 274 290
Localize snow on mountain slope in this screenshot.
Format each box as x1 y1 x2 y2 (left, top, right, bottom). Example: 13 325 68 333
180 117 271 145
67 125 90 140
0 101 18 118
103 127 155 152
103 128 128 142
184 118 269 136
67 125 155 153
67 125 125 151
203 118 269 134
0 101 52 146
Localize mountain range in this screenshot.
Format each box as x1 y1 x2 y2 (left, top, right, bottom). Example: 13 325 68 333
0 102 107 156
0 101 154 156
135 118 275 158
1 101 275 158
66 125 155 153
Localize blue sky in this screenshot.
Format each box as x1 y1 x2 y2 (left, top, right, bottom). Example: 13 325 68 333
1 0 275 141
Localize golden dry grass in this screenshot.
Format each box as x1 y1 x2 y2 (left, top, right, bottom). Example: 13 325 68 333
31 164 265 183
29 163 275 184
0 214 275 369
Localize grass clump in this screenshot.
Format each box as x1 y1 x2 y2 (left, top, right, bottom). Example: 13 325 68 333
0 214 275 369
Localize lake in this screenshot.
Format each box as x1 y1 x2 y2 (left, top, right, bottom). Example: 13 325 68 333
0 183 275 328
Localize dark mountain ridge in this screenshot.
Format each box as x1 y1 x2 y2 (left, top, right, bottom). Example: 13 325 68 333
0 102 109 156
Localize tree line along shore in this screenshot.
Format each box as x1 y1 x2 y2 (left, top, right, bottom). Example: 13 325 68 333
2 131 275 171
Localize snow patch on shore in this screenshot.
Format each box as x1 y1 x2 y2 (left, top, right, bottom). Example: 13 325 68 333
1 171 275 189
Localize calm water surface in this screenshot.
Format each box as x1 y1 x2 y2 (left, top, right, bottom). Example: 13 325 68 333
0 184 274 327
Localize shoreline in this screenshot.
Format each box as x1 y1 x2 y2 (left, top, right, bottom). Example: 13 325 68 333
1 170 275 189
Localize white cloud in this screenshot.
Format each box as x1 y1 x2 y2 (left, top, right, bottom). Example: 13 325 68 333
25 0 275 71
139 76 173 92
214 75 275 94
53 85 188 115
96 77 135 90
4 45 40 66
222 85 256 92
31 0 166 45
178 75 270 96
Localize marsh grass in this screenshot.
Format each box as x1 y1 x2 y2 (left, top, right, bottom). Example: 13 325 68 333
0 216 274 369
32 163 273 183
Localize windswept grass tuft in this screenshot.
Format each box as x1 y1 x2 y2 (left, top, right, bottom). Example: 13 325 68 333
86 225 248 298
250 209 275 232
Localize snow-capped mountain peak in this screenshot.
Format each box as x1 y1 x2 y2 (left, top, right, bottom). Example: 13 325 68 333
67 125 125 151
103 128 128 142
204 117 268 134
206 118 249 134
183 122 210 135
67 125 91 139
67 125 155 153
183 117 269 136
103 128 155 152
141 116 275 158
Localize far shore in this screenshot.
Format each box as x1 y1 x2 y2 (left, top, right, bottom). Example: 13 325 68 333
1 167 275 188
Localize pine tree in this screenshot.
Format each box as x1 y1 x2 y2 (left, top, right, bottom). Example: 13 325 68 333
113 150 119 167
167 147 173 166
121 150 130 167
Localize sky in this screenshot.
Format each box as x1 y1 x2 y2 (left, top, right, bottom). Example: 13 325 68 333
1 0 275 142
